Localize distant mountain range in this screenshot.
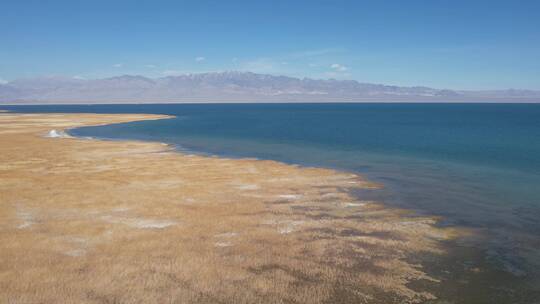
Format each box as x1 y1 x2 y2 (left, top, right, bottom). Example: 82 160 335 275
1 71 539 103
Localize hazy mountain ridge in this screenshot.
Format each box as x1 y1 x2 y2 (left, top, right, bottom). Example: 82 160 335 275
1 72 539 103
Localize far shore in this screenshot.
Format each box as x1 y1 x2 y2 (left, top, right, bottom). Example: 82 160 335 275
0 112 460 303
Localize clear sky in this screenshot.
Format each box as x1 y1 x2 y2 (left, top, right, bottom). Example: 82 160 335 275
1 0 539 90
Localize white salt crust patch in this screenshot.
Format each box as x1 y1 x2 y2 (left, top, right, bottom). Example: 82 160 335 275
321 192 341 198
215 241 232 247
278 221 304 234
214 232 238 247
235 184 260 190
101 215 177 229
215 232 238 238
45 129 70 138
262 220 306 234
344 202 366 207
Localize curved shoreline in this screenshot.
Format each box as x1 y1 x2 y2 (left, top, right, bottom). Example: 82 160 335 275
0 112 460 303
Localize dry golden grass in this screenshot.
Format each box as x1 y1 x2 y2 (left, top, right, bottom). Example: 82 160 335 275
0 113 461 303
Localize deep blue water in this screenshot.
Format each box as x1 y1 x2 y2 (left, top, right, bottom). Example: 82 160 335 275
3 103 540 302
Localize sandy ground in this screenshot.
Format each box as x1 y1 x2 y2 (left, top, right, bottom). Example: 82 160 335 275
0 113 460 303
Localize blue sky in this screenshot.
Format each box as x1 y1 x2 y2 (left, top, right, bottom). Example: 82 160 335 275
1 0 539 89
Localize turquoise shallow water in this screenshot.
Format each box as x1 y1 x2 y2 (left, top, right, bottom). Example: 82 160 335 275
3 103 540 303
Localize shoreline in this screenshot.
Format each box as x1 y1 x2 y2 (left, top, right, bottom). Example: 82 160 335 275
2 100 540 106
0 112 460 303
